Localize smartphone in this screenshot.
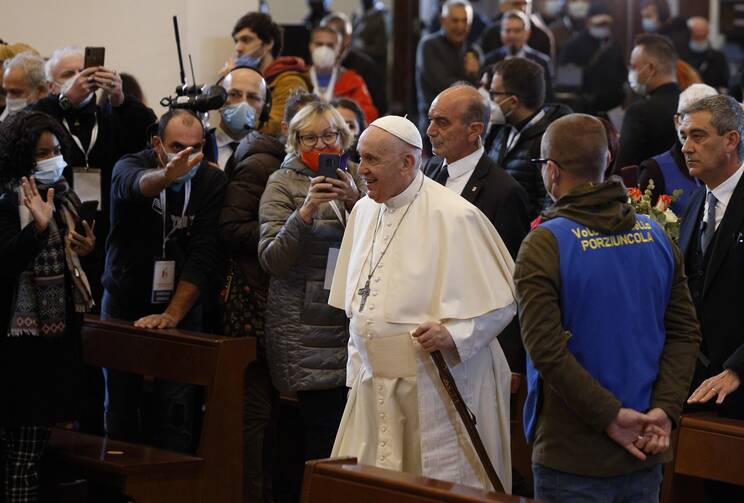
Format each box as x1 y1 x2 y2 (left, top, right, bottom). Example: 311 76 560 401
317 153 343 179
75 200 98 234
84 47 105 69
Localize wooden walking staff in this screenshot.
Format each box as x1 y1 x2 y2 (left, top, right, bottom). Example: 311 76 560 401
429 350 506 493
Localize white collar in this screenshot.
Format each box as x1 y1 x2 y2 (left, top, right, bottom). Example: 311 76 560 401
384 170 424 210
445 145 483 180
215 125 237 148
709 161 744 207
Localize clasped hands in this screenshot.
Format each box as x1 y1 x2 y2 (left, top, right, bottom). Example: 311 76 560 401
606 407 671 461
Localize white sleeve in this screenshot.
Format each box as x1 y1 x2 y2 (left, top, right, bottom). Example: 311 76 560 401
346 332 363 388
444 302 517 364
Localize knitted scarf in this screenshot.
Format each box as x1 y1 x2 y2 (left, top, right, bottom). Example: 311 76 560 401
7 180 94 338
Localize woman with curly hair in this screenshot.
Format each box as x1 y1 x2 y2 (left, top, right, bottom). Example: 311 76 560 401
0 110 95 502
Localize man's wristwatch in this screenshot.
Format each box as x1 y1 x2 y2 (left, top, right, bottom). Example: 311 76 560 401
58 93 73 111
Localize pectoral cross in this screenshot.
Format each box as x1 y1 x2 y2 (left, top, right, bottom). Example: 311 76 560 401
358 277 371 312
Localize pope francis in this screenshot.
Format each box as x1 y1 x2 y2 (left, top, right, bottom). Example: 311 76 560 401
329 115 517 492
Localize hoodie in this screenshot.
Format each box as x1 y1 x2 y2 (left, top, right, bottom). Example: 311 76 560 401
514 178 700 477
261 57 312 138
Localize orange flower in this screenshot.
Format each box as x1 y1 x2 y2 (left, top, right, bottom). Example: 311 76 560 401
627 187 642 203
655 194 672 212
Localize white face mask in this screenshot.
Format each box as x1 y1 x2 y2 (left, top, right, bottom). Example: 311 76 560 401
311 45 337 71
542 0 563 18
567 0 589 19
588 25 611 40
628 68 648 96
34 154 67 185
642 17 659 33
689 40 709 53
0 96 28 122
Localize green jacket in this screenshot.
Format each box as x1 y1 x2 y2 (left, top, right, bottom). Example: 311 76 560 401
514 179 700 476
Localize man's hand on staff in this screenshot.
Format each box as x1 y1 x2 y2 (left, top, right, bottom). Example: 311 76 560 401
412 322 456 352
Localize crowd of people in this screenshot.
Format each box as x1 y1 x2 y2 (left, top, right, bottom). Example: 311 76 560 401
1 0 744 502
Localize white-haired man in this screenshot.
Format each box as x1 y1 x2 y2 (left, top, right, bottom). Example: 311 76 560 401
638 82 718 214
329 115 515 492
1 52 47 122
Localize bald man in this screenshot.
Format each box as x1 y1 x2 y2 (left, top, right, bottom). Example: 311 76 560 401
215 66 268 173
514 114 700 502
329 115 516 492
685 16 730 92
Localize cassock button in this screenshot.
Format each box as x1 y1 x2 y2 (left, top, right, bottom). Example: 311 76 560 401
372 290 378 296
381 425 388 432
381 440 387 447
379 455 385 462
378 398 383 405
374 277 381 283
386 222 392 227
377 385 383 392
380 413 385 419
369 304 375 310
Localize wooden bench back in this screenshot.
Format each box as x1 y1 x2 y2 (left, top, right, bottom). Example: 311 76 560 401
300 458 538 503
81 315 256 503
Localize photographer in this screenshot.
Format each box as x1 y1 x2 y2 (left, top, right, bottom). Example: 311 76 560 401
102 109 226 452
258 101 362 462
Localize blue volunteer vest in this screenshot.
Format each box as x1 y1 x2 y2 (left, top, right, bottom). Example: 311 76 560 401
523 214 675 441
653 150 701 215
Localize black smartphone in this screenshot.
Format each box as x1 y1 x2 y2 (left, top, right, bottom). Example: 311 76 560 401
317 153 342 179
75 200 98 234
84 47 105 69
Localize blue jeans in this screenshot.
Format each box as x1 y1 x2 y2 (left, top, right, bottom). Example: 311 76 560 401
533 463 663 503
102 290 204 453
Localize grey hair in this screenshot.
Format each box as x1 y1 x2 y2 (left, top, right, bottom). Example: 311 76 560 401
45 46 83 82
3 51 46 88
442 0 473 23
681 95 744 159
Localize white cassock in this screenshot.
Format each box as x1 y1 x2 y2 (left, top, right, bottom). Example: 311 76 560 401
329 170 516 492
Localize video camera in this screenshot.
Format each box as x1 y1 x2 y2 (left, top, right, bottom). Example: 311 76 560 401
160 16 226 114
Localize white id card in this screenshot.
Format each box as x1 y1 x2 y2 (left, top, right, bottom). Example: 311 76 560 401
72 167 101 208
324 247 340 290
151 260 175 304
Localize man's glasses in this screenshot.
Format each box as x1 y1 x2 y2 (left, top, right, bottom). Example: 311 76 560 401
489 90 516 101
531 158 563 170
298 131 340 148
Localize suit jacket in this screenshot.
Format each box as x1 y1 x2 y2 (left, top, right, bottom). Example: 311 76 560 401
423 152 531 373
679 173 744 418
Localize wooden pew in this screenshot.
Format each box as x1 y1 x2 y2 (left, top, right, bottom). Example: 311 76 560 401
300 458 538 503
661 411 744 503
46 315 255 503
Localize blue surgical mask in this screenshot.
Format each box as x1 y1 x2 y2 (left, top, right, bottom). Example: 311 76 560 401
689 40 709 53
34 154 67 185
642 17 659 33
221 102 257 133
235 53 262 68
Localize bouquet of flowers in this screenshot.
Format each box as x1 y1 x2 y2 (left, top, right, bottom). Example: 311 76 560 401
627 179 683 241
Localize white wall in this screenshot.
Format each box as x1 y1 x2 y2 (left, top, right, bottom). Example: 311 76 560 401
1 0 259 115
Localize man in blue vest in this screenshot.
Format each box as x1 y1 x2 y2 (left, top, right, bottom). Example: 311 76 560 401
514 113 700 502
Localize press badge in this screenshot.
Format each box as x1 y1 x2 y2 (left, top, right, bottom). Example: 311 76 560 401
151 260 175 304
324 247 340 290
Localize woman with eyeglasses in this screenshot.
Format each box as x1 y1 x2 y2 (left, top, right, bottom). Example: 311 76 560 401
0 110 95 502
258 101 363 461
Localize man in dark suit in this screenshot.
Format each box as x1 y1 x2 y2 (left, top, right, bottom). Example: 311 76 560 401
678 95 744 420
423 83 530 373
678 92 744 503
484 9 554 102
615 33 680 171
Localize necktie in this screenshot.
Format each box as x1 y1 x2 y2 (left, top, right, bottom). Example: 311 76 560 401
435 164 449 186
700 191 718 254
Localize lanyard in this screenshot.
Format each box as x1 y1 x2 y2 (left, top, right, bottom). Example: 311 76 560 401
307 175 346 227
505 110 546 155
62 116 98 169
309 66 338 103
159 180 191 258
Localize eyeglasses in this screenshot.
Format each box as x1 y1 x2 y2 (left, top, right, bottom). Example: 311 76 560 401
489 90 516 101
298 131 340 148
531 158 563 170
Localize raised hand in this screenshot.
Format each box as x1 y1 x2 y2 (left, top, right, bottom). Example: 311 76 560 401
21 177 55 233
67 219 96 257
327 169 361 211
93 67 124 106
163 147 203 185
61 67 98 105
299 176 340 224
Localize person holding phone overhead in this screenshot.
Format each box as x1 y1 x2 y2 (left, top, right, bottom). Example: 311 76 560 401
258 101 363 462
0 110 96 502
